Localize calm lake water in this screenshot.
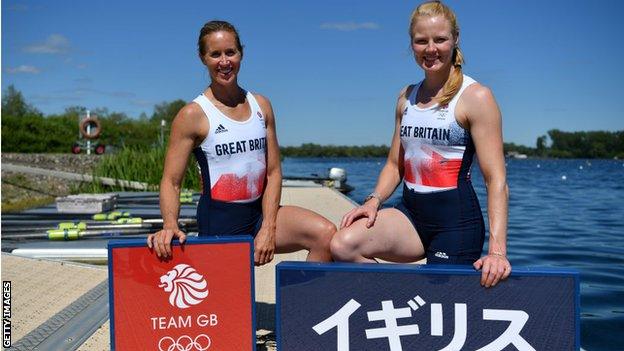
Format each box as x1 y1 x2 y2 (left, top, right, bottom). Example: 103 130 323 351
283 157 624 350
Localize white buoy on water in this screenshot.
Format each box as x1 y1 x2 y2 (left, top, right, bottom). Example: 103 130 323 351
579 165 583 170
561 175 567 180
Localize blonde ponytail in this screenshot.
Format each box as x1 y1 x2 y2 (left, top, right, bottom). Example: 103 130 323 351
436 47 464 106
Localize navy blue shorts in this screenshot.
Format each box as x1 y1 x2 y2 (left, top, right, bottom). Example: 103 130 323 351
197 195 263 237
395 183 485 265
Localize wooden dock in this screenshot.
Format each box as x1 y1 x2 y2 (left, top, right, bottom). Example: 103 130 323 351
1 186 357 350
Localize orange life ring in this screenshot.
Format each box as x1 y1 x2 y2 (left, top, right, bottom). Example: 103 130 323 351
79 116 101 139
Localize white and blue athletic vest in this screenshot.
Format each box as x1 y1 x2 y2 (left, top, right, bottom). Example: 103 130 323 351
192 91 267 203
400 75 477 193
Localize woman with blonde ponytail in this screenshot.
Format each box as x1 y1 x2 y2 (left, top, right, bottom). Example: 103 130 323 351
331 1 511 288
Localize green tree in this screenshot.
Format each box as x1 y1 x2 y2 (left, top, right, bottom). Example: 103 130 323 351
545 129 624 158
536 135 547 156
151 99 186 125
62 105 88 119
1 85 41 117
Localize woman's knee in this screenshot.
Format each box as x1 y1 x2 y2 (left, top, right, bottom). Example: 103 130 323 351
330 227 363 261
323 220 337 238
313 217 336 235
311 219 336 248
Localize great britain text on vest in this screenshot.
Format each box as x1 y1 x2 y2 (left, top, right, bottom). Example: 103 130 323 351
400 125 450 142
214 137 267 156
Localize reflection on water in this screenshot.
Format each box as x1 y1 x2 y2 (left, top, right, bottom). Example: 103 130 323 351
283 157 624 350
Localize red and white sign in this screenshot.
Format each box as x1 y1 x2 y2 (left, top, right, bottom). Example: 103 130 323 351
108 238 255 350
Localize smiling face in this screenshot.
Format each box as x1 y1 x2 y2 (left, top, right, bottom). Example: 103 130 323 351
200 30 242 85
411 15 457 74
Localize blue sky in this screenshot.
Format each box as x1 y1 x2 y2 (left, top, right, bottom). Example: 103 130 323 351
3 0 623 147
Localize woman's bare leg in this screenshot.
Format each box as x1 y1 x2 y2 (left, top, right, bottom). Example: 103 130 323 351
274 205 336 262
330 208 425 263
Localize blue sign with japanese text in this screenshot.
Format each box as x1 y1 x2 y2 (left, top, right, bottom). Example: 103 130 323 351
277 263 579 351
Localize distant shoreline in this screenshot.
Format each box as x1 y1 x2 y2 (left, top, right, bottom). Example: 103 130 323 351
3 85 622 158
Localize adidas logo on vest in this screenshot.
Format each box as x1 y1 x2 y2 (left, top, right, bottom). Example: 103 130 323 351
215 124 228 134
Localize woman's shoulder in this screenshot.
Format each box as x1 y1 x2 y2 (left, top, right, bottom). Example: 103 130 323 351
167 101 209 141
248 92 274 116
249 91 270 104
457 77 499 122
177 101 206 120
170 102 208 133
396 84 418 103
460 77 495 106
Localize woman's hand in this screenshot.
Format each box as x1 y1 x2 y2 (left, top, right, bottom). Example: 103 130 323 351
253 226 276 266
340 199 380 229
473 253 511 288
147 228 187 259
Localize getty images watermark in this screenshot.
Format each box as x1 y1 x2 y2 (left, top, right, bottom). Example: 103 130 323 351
3 281 11 348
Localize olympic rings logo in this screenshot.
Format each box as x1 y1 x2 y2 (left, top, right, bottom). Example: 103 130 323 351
158 334 211 351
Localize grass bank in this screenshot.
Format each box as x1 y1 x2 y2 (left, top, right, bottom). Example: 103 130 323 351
87 146 201 192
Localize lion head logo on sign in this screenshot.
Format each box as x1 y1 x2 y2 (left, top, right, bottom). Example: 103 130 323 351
158 264 208 309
